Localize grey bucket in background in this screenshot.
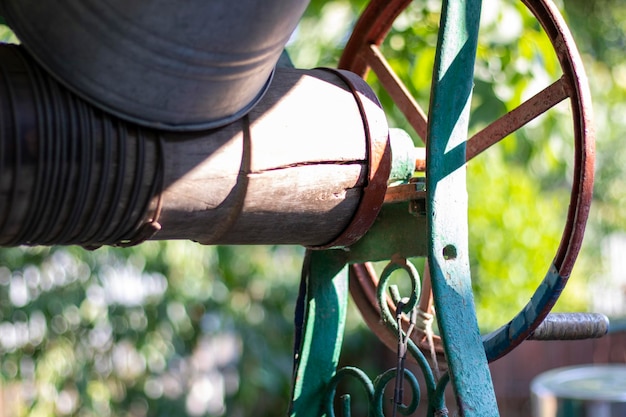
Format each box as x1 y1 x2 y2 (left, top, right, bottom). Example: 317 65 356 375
531 365 626 417
0 0 309 131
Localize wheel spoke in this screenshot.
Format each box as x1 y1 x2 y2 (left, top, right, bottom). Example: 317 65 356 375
466 76 570 161
364 44 429 142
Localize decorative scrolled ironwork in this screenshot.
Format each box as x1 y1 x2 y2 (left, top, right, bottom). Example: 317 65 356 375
324 366 374 417
323 365 422 417
373 368 420 417
376 255 420 318
325 257 450 417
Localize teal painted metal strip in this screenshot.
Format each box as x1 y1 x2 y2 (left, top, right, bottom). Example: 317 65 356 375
426 0 500 415
289 250 349 417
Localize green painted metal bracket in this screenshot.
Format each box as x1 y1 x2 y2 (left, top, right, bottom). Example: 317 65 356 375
347 201 428 264
289 249 349 417
426 0 499 416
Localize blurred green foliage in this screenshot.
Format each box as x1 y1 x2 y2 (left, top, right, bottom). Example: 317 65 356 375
0 244 305 416
1 0 625 416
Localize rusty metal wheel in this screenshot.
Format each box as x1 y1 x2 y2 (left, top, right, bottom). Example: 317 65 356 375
341 0 595 363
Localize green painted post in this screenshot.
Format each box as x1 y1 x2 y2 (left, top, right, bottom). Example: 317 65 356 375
289 250 349 417
426 0 500 416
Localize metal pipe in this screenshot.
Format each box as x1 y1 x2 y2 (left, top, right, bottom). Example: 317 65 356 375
0 0 309 130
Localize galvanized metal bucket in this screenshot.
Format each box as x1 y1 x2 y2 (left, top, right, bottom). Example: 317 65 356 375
0 0 309 130
531 365 626 417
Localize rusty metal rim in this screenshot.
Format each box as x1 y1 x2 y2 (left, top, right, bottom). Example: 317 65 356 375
308 68 392 250
521 0 595 281
338 0 412 76
339 0 595 363
484 0 595 362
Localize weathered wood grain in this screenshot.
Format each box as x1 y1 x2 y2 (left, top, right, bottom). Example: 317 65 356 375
157 69 373 245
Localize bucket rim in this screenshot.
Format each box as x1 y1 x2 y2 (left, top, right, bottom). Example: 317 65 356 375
531 364 626 402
